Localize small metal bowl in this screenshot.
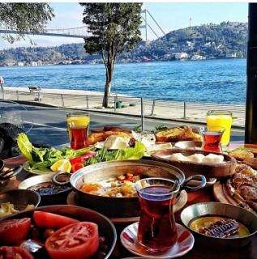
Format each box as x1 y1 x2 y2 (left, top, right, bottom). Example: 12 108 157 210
0 189 41 216
18 173 72 205
180 202 257 249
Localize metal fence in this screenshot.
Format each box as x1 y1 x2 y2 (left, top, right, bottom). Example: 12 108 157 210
1 88 246 128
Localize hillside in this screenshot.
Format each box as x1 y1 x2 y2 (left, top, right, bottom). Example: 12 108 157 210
0 21 248 67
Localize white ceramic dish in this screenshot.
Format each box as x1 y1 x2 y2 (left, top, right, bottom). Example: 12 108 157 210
120 222 194 258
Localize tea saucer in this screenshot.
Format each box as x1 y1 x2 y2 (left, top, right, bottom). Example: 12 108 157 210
120 222 194 258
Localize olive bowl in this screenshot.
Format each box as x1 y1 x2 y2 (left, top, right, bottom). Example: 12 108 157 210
18 172 72 205
70 159 187 218
180 202 257 249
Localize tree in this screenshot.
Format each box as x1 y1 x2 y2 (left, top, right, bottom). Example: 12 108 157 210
81 3 142 107
0 3 54 43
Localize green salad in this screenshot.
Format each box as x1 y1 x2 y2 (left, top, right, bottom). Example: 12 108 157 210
16 133 93 171
17 133 146 171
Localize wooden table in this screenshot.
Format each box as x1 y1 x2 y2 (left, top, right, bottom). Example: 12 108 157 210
1 157 257 259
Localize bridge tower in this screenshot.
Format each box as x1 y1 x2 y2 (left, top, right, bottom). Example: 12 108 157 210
141 8 165 42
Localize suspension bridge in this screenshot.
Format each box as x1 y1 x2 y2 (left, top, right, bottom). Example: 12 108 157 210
0 9 165 41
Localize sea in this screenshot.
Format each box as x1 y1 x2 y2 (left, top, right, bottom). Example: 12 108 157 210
0 58 246 105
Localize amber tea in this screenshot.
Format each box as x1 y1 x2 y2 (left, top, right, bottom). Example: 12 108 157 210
135 178 179 253
202 126 224 153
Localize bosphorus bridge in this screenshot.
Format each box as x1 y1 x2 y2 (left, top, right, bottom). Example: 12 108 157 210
0 9 165 41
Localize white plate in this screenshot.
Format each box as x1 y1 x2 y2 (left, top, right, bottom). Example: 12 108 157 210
120 222 194 258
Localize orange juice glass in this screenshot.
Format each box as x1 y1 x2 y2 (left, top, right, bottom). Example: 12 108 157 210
66 112 90 149
206 110 232 147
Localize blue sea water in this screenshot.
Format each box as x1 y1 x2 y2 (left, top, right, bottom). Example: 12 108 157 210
0 59 246 105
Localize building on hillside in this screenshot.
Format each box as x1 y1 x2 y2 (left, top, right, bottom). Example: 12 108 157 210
191 54 206 60
17 62 25 67
174 52 189 60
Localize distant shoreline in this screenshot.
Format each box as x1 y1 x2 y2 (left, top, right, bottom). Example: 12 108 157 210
0 57 245 69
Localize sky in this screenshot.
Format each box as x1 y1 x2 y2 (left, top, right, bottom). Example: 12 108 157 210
0 2 249 50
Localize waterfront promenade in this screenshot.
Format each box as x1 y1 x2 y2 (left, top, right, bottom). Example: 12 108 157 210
2 86 245 128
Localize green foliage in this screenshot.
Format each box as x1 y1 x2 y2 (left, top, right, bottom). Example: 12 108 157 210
0 3 54 43
80 3 142 107
81 3 142 56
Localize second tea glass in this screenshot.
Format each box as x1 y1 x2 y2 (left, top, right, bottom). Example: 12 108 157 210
201 126 224 153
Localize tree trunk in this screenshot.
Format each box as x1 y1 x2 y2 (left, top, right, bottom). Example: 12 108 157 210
102 60 114 108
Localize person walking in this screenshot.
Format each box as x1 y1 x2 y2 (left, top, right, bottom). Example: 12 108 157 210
0 76 4 98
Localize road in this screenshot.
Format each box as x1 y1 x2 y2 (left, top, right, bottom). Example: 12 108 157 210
0 102 245 147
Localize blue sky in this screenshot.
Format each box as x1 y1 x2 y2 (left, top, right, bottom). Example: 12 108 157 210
0 2 248 50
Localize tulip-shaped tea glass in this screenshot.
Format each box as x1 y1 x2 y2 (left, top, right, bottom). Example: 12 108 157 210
66 112 90 150
201 126 224 153
135 177 180 253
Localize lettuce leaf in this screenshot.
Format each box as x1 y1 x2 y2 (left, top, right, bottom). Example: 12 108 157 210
87 141 146 165
16 133 33 162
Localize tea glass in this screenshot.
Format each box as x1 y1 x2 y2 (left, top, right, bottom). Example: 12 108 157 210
206 110 232 147
66 112 90 150
135 177 179 253
201 126 224 153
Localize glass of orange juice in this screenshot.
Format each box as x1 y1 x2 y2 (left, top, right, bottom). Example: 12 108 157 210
66 112 90 149
206 110 232 147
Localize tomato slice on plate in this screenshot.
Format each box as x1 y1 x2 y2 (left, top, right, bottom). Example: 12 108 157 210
45 222 99 259
33 211 79 229
0 246 34 259
0 218 31 245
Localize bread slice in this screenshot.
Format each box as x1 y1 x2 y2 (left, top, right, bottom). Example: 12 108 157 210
155 127 185 142
155 126 202 142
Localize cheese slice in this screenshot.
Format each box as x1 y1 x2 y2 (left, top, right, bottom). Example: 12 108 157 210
103 135 130 150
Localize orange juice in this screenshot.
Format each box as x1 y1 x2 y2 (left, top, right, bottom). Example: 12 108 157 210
66 112 90 149
206 110 232 146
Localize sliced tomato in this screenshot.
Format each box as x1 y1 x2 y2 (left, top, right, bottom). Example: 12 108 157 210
33 211 79 229
0 246 34 259
0 218 31 245
45 222 99 259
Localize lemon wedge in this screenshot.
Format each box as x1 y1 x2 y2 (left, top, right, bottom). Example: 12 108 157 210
50 159 72 173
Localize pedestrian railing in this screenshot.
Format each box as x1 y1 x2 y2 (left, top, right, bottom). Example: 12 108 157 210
1 88 245 128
